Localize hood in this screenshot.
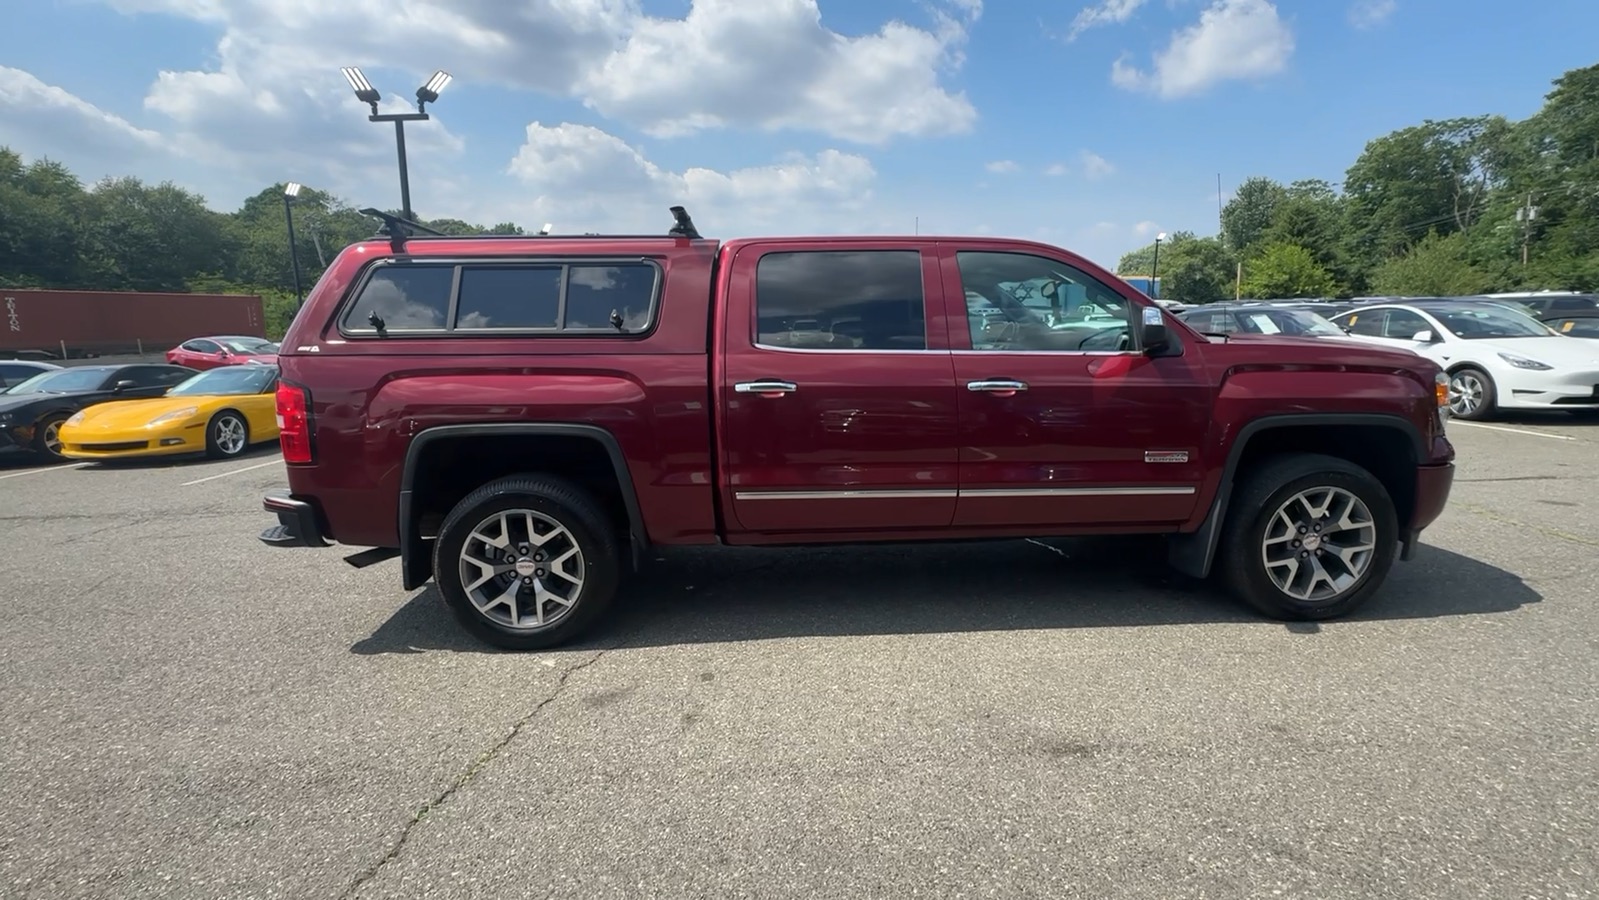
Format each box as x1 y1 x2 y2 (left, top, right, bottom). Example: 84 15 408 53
1466 335 1599 367
1215 332 1438 370
70 396 209 431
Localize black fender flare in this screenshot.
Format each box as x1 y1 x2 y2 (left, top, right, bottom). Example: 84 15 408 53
1165 412 1426 579
397 422 650 590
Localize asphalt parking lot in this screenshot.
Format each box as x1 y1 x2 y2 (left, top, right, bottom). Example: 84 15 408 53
2 417 1597 899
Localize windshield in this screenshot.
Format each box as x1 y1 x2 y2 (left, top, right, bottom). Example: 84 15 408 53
1234 308 1346 337
1430 306 1556 340
219 337 278 354
4 368 111 395
168 365 278 396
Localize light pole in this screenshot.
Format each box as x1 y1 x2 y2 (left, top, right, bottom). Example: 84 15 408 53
1150 231 1167 299
339 67 452 221
283 182 305 307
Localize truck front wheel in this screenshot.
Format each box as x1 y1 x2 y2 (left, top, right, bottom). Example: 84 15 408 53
1218 453 1398 621
432 474 622 651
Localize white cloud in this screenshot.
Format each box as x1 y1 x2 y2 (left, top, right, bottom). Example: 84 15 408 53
0 66 214 192
1133 220 1161 237
1066 0 1150 40
1080 150 1116 180
1348 0 1396 29
985 159 1019 173
1045 163 1069 177
504 122 879 236
1110 0 1294 99
95 0 980 147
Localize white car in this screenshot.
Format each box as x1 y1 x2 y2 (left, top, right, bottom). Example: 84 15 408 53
1328 300 1599 420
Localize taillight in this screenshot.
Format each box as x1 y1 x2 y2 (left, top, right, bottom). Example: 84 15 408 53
275 382 313 464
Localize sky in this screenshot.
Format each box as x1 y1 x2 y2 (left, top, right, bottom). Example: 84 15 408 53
2 0 1597 269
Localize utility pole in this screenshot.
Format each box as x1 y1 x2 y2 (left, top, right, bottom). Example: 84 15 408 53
1516 192 1538 266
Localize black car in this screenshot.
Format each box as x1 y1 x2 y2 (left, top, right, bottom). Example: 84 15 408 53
1543 312 1599 339
0 360 62 392
1177 302 1351 338
0 363 197 460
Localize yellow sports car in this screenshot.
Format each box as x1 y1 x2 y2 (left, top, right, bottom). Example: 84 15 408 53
58 364 281 461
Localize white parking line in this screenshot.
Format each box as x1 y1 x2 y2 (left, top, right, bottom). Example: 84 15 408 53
1449 421 1576 441
182 458 284 486
0 462 87 480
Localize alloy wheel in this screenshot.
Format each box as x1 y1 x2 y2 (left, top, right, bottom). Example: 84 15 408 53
214 416 247 455
1448 371 1484 417
458 509 586 631
1260 486 1378 603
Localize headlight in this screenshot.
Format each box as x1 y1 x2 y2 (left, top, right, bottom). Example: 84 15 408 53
65 410 86 426
147 406 199 427
1498 352 1552 371
0 412 12 425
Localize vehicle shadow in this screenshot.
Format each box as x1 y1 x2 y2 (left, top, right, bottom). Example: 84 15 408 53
351 536 1541 655
71 442 281 472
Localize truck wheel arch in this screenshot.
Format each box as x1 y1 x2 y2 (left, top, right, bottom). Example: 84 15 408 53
1166 412 1427 581
398 423 650 591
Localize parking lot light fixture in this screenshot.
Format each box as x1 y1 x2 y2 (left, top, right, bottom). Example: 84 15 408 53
283 182 306 307
340 66 381 115
416 70 452 110
340 66 451 221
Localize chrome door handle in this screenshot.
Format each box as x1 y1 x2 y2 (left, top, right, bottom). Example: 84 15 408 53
734 380 798 395
967 379 1028 393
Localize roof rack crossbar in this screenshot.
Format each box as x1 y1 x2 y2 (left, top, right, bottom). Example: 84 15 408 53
357 205 706 253
358 207 447 253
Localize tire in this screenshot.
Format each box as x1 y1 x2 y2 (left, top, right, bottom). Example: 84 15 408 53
205 410 250 459
432 474 621 651
1217 453 1398 621
32 413 68 461
1447 366 1496 421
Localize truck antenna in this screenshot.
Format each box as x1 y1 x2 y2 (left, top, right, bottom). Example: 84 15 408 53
668 206 701 239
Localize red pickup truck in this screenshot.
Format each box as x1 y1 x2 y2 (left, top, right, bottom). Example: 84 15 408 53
260 208 1456 650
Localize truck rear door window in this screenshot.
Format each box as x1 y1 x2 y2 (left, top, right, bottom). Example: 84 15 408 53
343 265 455 332
755 250 925 351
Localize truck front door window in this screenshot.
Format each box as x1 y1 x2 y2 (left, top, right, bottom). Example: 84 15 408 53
955 251 1133 352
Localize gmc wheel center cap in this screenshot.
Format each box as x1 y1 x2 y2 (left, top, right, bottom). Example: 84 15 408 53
514 558 537 576
1302 533 1323 551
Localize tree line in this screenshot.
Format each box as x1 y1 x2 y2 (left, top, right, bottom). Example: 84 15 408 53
1119 61 1599 303
3 60 1596 325
0 151 523 336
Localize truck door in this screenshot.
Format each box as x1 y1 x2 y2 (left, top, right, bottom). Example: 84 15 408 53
717 242 961 536
937 245 1210 528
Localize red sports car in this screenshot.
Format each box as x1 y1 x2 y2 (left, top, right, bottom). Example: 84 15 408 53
165 335 280 371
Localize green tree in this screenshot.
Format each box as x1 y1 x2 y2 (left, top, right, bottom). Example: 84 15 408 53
1261 179 1355 293
1220 176 1287 252
1368 231 1497 296
1240 242 1337 299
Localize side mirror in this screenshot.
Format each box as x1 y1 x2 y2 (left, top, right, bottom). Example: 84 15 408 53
1411 330 1436 343
113 379 136 393
1139 306 1171 355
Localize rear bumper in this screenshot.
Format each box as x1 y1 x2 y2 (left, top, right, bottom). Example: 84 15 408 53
1400 461 1455 559
260 488 330 548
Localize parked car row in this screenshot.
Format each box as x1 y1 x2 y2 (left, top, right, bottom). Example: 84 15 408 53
0 362 280 462
1175 296 1599 421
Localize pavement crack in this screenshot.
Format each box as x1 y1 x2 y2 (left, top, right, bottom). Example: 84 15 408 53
340 645 615 898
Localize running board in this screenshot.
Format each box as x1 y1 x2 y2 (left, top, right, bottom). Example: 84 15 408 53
344 547 401 569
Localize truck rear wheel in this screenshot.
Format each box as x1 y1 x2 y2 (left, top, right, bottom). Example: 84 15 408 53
432 474 621 651
1218 453 1398 621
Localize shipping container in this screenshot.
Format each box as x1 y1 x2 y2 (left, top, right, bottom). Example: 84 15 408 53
0 289 265 359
